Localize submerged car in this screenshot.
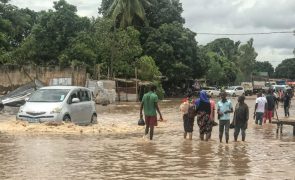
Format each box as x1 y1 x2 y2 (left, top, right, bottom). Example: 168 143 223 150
17 86 97 125
225 86 245 97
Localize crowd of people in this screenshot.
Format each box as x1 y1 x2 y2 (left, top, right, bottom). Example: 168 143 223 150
139 84 291 142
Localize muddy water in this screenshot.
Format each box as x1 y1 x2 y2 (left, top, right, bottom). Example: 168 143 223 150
0 97 294 179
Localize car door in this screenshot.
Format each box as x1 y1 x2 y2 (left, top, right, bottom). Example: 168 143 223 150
236 87 244 96
79 89 93 123
68 90 83 123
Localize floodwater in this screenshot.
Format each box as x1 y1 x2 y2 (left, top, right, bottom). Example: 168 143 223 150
0 97 294 179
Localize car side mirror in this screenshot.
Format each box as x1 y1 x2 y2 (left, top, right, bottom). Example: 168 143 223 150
72 98 80 103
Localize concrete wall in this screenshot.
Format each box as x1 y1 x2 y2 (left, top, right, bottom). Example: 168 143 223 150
0 65 86 94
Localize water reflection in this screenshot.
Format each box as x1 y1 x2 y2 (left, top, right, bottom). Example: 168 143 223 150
231 143 250 176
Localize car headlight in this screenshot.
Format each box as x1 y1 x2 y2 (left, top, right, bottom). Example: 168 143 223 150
50 107 62 114
18 106 24 113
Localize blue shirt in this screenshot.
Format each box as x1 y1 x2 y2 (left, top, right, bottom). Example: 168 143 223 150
217 100 232 120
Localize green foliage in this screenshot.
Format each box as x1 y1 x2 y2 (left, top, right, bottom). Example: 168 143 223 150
204 38 258 85
143 22 205 82
93 18 142 78
13 0 91 65
137 55 161 81
59 31 97 70
106 0 149 28
144 0 184 28
152 80 165 100
99 0 113 16
237 38 257 81
253 61 274 77
205 52 226 84
275 58 295 79
0 1 37 63
205 51 237 85
204 38 240 61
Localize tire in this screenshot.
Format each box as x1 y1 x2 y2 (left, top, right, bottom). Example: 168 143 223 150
63 115 71 122
232 93 236 97
0 103 4 112
91 114 97 124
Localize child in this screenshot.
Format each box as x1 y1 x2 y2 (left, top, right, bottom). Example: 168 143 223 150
180 94 196 140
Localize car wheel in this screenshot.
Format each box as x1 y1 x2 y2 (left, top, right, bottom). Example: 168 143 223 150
232 93 236 97
0 103 4 112
91 114 97 124
63 115 71 122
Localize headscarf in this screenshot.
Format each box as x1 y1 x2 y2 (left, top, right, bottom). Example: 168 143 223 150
195 90 210 106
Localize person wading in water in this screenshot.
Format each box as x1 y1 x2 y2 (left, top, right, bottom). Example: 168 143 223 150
233 95 249 141
195 90 212 141
180 93 196 140
140 84 163 140
217 92 233 143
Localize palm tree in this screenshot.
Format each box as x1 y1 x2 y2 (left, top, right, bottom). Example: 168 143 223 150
107 0 149 28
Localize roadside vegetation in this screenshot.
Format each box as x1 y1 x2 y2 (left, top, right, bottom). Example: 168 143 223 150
0 0 294 95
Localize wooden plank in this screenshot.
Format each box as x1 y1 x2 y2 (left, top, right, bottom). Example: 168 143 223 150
272 120 295 126
271 117 295 136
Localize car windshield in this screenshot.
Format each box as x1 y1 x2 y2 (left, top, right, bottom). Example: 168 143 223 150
28 89 70 102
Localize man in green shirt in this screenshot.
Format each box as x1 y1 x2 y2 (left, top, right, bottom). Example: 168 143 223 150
140 85 163 140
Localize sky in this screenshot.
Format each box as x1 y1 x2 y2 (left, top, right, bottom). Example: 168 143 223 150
10 0 295 68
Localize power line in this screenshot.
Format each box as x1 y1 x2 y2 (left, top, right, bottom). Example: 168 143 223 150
197 31 295 36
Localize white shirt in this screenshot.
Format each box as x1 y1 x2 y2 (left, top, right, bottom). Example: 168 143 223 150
256 97 267 113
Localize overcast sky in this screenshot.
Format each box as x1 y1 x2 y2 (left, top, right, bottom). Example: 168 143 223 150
10 0 295 67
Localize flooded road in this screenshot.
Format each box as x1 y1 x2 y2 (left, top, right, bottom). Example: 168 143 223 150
0 97 294 179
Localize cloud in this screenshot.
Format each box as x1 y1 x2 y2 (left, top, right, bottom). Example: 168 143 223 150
181 0 295 67
11 0 102 17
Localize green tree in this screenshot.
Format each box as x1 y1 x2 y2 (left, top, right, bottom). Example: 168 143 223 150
205 51 237 85
137 55 161 80
0 0 37 63
94 18 142 78
237 38 257 81
253 61 274 77
106 0 149 28
143 23 206 83
275 58 295 79
59 31 97 71
16 0 91 65
205 53 225 85
204 38 258 84
205 38 240 62
144 0 184 28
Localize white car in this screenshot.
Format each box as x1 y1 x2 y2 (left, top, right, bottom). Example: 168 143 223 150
17 86 97 125
203 87 221 97
225 86 245 97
